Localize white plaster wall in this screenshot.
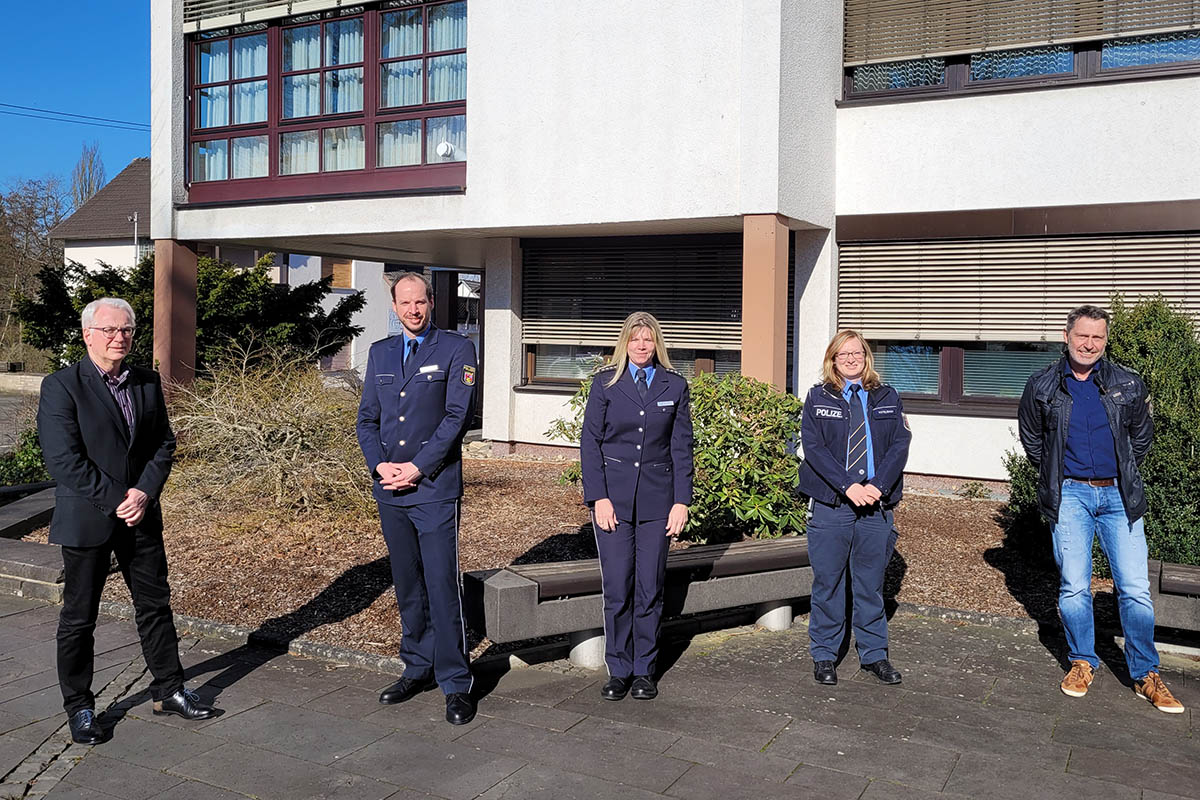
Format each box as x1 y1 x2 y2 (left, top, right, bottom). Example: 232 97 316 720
793 229 836 394
905 414 1019 481
513 391 576 446
481 239 521 443
163 1 816 241
837 77 1200 215
350 260 392 372
150 0 185 239
64 242 139 271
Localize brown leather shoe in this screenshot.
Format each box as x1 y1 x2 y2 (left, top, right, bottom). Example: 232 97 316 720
1134 671 1185 714
1060 660 1095 697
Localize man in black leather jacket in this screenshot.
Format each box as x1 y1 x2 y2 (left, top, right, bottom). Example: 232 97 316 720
1017 304 1182 714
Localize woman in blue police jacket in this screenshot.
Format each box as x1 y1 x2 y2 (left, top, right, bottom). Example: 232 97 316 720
798 330 911 688
581 311 694 702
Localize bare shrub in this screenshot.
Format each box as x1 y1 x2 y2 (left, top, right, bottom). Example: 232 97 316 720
167 344 371 515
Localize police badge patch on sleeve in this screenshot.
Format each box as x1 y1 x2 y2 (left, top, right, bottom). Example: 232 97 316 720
462 365 476 386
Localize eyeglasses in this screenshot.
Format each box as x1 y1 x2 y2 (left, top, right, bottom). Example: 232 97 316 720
88 326 136 339
834 351 865 362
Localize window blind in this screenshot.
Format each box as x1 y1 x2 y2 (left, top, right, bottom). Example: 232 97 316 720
521 236 743 351
844 0 1200 65
838 234 1200 341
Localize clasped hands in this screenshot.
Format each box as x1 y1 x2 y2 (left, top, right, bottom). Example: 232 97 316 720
844 482 883 507
377 461 423 491
593 498 689 537
115 487 149 527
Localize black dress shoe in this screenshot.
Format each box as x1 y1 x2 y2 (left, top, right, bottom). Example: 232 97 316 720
445 692 477 725
379 675 436 705
862 659 903 685
600 676 631 701
153 688 216 720
68 708 103 745
813 660 838 685
630 675 658 700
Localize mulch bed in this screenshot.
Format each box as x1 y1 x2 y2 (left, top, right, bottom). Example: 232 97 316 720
23 458 1112 657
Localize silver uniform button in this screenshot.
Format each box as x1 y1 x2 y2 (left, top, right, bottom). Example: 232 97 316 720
858 469 865 475
639 410 644 416
400 440 406 446
634 461 640 467
636 445 641 450
398 416 405 422
400 391 406 397
638 427 643 432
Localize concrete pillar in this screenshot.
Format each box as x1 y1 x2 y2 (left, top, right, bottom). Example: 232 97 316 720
568 628 606 670
793 229 835 394
153 239 197 386
741 214 789 390
756 599 794 631
482 239 521 445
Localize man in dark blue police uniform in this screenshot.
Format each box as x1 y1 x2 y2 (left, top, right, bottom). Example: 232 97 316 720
357 271 478 725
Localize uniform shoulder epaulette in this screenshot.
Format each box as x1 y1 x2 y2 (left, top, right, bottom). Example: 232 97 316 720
661 366 685 377
592 364 618 376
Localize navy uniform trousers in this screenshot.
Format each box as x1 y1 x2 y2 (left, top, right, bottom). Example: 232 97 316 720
807 501 898 664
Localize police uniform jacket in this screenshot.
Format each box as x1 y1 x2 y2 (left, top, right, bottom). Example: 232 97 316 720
798 382 911 508
580 364 694 523
356 327 477 507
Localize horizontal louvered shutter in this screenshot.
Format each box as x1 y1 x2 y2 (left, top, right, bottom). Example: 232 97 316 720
838 234 1200 341
184 0 347 31
844 0 1200 65
522 236 743 351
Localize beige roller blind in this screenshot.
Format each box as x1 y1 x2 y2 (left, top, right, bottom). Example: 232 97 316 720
522 237 743 351
844 0 1200 65
839 234 1200 341
184 0 349 32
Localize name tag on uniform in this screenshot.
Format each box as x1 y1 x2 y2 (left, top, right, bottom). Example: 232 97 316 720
419 364 439 373
657 400 674 407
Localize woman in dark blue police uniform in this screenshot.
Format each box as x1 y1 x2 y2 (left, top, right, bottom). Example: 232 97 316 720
581 311 694 702
798 330 911 687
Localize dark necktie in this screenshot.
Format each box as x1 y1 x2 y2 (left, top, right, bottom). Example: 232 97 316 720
846 385 868 479
403 339 418 377
636 368 648 400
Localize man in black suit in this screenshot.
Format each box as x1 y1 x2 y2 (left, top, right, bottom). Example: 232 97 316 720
37 297 215 745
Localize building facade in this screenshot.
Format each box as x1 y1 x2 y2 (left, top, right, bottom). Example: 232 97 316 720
152 0 1200 479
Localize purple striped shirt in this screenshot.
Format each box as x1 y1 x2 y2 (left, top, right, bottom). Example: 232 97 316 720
91 359 135 434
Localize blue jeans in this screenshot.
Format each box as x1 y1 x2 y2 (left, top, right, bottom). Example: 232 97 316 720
1052 480 1159 680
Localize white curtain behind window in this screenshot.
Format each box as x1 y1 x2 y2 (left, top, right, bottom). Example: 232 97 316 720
280 130 319 174
325 19 364 66
283 25 320 71
192 140 228 181
234 81 267 123
283 73 320 117
377 120 421 167
429 2 466 51
197 40 229 83
428 54 465 102
325 68 363 113
323 126 364 171
381 60 422 107
233 34 268 78
426 115 465 162
198 86 229 128
382 9 422 58
232 135 269 178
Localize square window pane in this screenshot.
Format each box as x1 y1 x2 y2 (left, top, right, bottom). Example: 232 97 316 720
426 114 466 162
851 58 945 92
382 9 423 58
428 53 466 102
873 343 940 394
429 1 466 51
197 85 229 128
232 135 269 178
323 125 365 171
381 59 423 107
233 80 267 124
325 18 364 66
963 344 1060 398
232 33 268 79
713 351 740 375
325 67 364 114
377 119 422 167
191 140 228 181
534 345 605 379
280 130 319 175
283 72 320 118
283 24 320 71
196 39 229 84
1102 30 1200 69
970 45 1073 81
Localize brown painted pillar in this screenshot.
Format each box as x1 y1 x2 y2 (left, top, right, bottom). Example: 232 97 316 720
153 239 198 386
741 214 789 389
433 270 456 331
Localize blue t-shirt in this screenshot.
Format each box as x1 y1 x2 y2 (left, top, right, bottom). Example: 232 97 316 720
1062 361 1119 480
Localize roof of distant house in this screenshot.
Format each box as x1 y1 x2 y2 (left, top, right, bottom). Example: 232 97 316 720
50 158 151 242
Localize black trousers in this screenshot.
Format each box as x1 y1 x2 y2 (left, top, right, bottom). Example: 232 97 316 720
58 518 185 715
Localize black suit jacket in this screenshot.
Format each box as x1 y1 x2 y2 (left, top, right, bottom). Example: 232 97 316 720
37 359 176 547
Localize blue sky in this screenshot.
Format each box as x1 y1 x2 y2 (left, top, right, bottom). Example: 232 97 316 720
0 2 150 186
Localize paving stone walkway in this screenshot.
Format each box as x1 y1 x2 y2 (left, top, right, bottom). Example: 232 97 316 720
0 593 1196 800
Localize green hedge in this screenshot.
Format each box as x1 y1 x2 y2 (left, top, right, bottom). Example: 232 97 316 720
1004 294 1200 568
0 428 50 487
548 372 806 542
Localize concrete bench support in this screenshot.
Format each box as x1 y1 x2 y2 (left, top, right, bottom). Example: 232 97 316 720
755 599 794 631
1148 559 1200 633
568 628 606 670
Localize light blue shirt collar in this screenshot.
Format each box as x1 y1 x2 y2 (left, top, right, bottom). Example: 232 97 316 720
628 361 656 388
402 324 431 347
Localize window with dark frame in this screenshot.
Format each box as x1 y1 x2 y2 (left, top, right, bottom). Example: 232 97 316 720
186 1 466 203
844 30 1200 102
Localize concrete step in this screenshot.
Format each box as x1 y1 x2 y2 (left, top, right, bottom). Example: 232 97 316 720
0 538 63 584
0 488 55 539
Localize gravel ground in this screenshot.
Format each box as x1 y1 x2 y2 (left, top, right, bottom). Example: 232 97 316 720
23 458 1110 657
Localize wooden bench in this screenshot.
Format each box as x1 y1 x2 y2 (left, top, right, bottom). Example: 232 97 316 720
1148 560 1200 633
463 537 812 668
